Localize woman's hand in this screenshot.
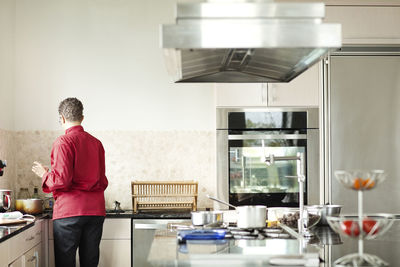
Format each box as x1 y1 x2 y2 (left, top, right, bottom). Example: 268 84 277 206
32 161 49 178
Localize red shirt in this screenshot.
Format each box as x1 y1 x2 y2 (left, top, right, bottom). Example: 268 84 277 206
42 125 108 220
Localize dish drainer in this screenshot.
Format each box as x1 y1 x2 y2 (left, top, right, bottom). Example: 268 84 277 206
131 181 198 213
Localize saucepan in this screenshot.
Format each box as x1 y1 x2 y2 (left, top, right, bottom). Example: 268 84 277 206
207 195 267 228
191 210 223 226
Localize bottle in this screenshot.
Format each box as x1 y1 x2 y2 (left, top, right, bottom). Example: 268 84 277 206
32 187 40 199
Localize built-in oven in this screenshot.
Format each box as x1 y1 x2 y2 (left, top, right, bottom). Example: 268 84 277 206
217 108 320 208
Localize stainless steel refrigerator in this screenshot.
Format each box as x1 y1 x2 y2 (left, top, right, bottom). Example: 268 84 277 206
324 48 400 214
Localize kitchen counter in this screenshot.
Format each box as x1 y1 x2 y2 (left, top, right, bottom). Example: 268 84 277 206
144 219 400 266
41 209 191 219
0 213 49 243
0 210 190 244
106 210 191 219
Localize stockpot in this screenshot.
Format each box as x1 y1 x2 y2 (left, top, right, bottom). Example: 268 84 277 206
15 199 43 215
207 195 266 228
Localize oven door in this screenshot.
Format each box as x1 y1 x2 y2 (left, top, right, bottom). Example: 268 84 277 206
217 129 319 208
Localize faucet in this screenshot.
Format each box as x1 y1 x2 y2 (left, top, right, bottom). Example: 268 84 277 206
264 152 311 238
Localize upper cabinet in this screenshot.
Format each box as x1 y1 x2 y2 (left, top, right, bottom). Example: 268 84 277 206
215 83 267 107
325 5 400 44
215 62 321 107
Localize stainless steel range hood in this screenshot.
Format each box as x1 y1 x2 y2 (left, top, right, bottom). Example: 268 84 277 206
160 1 341 83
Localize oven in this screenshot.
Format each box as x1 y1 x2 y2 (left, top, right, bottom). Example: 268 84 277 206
216 108 320 208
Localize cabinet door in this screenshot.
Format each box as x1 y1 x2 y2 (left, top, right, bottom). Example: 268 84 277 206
8 257 22 267
325 6 400 44
0 240 8 267
23 243 41 267
267 62 321 107
215 83 267 107
49 219 131 267
98 240 131 267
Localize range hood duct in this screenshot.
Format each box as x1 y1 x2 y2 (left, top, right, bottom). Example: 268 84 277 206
160 0 341 83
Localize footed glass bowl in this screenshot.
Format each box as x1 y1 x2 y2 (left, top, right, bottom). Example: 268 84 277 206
270 206 322 229
334 170 386 191
326 214 394 240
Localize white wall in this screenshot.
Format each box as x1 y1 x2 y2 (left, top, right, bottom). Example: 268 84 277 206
14 0 215 131
0 0 15 130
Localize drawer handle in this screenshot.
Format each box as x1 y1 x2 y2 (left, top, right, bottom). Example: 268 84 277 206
27 255 36 262
35 231 41 236
26 236 35 241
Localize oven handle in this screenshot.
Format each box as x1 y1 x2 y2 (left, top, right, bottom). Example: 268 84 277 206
228 134 307 140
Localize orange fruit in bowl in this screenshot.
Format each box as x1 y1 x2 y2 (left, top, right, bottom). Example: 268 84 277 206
352 177 363 190
362 178 375 189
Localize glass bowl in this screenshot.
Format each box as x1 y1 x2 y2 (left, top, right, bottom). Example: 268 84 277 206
334 170 386 191
326 214 395 240
269 206 322 229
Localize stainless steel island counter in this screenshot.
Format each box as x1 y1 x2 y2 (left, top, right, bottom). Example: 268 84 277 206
141 220 400 267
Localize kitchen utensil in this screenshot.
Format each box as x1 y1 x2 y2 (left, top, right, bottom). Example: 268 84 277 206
0 189 12 212
191 211 223 226
207 195 267 228
131 181 198 212
0 211 35 226
268 207 322 229
335 170 386 191
307 204 342 225
327 214 394 266
15 199 43 215
327 214 394 240
177 229 226 242
0 160 6 176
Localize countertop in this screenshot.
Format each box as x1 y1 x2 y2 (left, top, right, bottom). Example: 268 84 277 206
0 213 49 243
105 210 191 219
145 219 400 266
0 209 191 244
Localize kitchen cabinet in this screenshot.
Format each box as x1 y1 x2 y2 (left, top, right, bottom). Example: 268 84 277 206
8 220 42 266
0 241 9 267
325 6 400 44
22 243 41 267
215 83 267 107
215 62 321 107
49 218 131 267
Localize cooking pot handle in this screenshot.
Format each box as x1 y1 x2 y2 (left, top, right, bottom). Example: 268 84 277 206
5 195 10 210
206 195 237 209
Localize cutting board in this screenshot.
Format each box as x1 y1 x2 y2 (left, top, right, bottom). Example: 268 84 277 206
0 218 27 226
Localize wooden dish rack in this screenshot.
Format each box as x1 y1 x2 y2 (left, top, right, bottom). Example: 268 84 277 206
131 181 198 213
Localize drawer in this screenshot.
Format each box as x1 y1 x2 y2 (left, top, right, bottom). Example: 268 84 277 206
9 222 41 263
102 219 130 240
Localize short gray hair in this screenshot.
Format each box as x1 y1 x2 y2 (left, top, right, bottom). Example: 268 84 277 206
58 97 84 122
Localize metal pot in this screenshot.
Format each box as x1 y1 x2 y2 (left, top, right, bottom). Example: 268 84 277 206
191 211 223 226
207 195 267 228
15 199 43 215
0 189 12 212
308 204 342 225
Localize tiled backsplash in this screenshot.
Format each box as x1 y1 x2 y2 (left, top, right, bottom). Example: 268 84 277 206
0 128 217 210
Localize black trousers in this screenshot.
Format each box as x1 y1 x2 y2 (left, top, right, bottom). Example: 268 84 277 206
53 216 105 267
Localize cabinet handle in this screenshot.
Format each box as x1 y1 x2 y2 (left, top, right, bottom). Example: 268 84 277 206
35 231 41 236
26 236 35 241
27 255 36 262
